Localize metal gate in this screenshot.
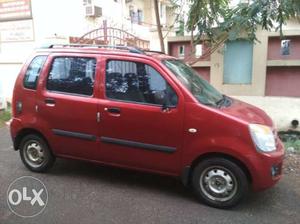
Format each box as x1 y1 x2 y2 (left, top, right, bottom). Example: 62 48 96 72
70 21 150 50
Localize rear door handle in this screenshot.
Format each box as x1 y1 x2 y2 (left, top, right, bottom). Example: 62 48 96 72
104 107 121 114
45 98 56 106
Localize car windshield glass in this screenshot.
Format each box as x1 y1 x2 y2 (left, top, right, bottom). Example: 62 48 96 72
163 59 223 107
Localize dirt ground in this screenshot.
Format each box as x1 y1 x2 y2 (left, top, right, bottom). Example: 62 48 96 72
284 152 300 175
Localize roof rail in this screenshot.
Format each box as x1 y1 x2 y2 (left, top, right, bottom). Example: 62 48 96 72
144 50 166 55
40 44 145 54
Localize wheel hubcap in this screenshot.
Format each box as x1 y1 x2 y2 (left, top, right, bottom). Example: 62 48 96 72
24 141 45 166
200 166 237 202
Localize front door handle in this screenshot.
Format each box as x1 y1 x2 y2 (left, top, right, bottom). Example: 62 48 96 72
104 107 121 114
45 98 56 106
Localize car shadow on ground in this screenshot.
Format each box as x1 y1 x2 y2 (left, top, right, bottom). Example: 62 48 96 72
44 158 283 211
48 158 194 199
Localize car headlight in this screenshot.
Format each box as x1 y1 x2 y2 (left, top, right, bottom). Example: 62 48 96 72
249 124 276 152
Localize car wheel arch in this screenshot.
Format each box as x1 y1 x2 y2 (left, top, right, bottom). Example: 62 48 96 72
182 152 252 187
14 128 51 153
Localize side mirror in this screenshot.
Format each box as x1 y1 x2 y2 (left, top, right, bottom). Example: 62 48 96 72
153 91 167 104
153 91 177 112
161 102 170 112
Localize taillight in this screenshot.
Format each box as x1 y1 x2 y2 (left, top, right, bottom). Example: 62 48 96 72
16 101 23 114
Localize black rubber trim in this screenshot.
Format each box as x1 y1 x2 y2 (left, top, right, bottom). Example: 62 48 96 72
181 166 191 187
101 136 176 153
52 129 97 141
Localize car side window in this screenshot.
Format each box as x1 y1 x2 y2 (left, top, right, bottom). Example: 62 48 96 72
23 56 47 90
105 60 178 106
47 57 96 96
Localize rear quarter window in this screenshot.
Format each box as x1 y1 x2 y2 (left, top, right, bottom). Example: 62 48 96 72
23 56 47 90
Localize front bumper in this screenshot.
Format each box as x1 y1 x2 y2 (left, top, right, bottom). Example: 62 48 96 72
251 139 285 191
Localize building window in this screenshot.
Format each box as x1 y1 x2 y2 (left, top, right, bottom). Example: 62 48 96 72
129 8 134 23
129 6 139 24
195 44 203 58
223 40 253 84
178 45 185 58
47 57 96 96
137 9 143 24
83 0 92 5
129 8 143 24
160 3 165 18
281 39 290 55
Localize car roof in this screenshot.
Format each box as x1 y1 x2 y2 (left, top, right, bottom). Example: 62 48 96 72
35 45 176 61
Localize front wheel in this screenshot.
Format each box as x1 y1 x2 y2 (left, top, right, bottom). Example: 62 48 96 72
19 134 55 172
192 157 249 209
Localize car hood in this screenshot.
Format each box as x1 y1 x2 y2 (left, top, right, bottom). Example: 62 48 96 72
221 98 273 127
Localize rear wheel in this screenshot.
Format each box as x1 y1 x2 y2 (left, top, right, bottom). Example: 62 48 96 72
192 157 249 208
19 134 55 172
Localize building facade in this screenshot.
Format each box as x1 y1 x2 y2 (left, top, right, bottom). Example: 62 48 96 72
168 21 300 98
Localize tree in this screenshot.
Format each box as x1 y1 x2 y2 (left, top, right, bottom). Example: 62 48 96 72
154 0 166 53
186 0 300 61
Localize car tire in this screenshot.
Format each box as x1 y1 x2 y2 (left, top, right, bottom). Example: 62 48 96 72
19 134 55 172
192 157 249 209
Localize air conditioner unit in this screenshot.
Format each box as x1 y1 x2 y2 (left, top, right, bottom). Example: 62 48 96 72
85 5 102 17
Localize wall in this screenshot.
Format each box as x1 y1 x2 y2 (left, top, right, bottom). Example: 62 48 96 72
266 67 300 97
268 36 300 60
235 96 300 132
0 63 23 100
193 67 210 82
211 30 268 96
168 40 210 61
266 35 300 97
147 0 176 52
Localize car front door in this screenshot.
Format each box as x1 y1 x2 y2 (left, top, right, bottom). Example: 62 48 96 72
98 57 184 174
37 53 101 160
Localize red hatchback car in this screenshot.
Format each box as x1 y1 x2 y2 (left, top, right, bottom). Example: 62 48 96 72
10 45 284 208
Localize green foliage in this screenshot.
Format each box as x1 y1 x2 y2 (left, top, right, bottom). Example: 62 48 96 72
187 0 300 44
176 19 185 36
0 109 11 128
187 0 230 42
284 140 300 152
279 131 300 152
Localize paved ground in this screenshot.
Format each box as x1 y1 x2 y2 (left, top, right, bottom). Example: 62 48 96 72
0 126 300 224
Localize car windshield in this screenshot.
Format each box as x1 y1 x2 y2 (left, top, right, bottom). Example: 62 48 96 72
163 59 224 107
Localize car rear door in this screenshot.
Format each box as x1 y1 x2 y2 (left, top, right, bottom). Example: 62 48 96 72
98 56 184 174
36 53 101 160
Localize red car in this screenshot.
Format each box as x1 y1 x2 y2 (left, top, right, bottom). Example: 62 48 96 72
10 45 284 208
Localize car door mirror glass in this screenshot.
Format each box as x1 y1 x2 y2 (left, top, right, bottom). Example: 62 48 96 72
153 91 166 105
154 90 177 110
